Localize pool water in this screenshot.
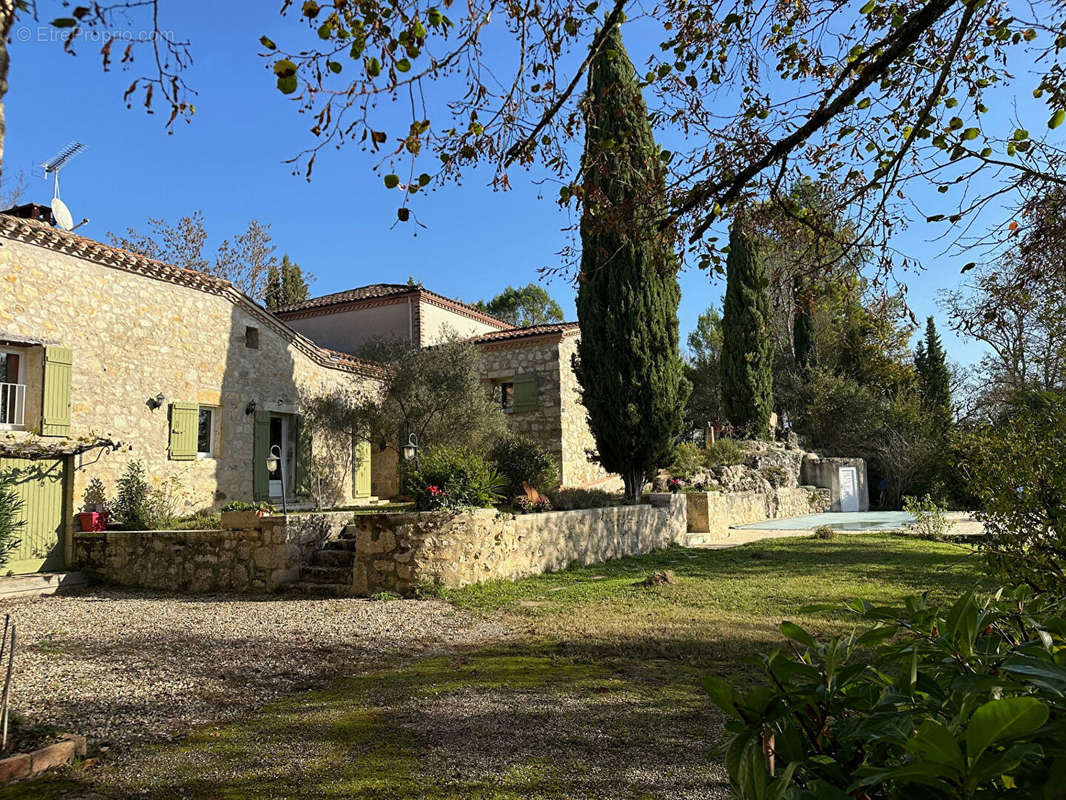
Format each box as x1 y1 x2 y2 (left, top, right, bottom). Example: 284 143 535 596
736 511 915 532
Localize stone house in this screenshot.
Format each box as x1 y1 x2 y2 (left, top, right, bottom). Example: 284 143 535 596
276 292 611 488
0 208 390 574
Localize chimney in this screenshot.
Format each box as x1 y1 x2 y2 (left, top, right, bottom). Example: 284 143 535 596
1 202 54 225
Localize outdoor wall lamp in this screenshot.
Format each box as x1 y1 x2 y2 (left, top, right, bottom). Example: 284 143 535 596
402 433 419 464
146 393 165 410
245 400 257 416
266 444 287 515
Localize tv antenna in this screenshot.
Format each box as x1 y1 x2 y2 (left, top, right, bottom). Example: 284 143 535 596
40 142 87 232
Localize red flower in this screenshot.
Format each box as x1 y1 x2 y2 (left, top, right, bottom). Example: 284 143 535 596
427 485 443 496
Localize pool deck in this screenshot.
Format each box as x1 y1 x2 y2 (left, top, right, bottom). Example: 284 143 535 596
692 511 982 550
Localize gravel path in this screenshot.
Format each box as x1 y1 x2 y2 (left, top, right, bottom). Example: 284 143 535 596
0 589 508 750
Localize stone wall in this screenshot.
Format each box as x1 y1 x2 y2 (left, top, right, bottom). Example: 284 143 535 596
477 332 610 488
0 232 386 512
72 511 354 593
348 493 685 595
685 487 832 537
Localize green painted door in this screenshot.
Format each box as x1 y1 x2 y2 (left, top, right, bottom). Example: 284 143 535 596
0 458 66 574
353 440 372 499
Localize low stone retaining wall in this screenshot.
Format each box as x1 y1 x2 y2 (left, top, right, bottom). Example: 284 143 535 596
73 511 353 593
348 493 686 596
686 487 831 537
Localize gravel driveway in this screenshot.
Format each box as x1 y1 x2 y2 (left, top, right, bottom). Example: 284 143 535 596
0 589 508 750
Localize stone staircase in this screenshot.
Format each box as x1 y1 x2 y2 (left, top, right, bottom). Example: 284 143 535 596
286 530 358 596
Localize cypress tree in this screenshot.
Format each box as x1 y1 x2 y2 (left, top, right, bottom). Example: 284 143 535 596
264 264 282 310
792 276 816 370
721 224 774 436
916 315 951 423
279 254 310 306
574 24 689 501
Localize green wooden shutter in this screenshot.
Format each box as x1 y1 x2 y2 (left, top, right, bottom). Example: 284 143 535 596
295 415 312 497
41 346 73 436
352 439 372 498
253 411 270 501
168 402 199 461
512 373 539 412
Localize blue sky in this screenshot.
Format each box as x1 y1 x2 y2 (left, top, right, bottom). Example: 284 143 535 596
3 3 1041 367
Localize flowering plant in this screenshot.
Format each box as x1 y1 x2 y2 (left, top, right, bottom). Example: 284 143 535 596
667 477 682 493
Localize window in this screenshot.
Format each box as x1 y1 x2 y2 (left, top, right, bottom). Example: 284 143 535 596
0 349 25 428
245 326 260 349
498 381 515 412
197 408 215 458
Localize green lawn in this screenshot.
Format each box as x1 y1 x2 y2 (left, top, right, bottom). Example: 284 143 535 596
5 534 984 800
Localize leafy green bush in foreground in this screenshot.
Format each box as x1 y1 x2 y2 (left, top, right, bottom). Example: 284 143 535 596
706 586 1066 798
405 446 504 511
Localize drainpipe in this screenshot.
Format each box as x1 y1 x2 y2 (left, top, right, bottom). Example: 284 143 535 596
408 297 415 345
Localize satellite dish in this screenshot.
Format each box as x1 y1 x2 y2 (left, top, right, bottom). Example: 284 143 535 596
51 197 74 231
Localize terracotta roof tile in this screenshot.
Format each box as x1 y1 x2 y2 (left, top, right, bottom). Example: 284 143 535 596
274 284 416 312
0 214 383 379
468 322 580 344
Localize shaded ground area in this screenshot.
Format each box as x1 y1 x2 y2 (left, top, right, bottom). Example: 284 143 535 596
0 591 507 748
4 533 984 799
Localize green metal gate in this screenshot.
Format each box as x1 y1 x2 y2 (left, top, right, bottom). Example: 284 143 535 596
0 457 67 574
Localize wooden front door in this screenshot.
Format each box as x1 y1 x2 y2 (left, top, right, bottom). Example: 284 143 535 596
353 439 372 499
0 457 67 574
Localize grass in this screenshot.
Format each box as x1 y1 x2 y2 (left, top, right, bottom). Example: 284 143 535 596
3 533 984 800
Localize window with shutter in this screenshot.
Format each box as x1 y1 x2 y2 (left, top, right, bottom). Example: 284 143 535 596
512 373 539 413
168 403 199 461
41 346 73 437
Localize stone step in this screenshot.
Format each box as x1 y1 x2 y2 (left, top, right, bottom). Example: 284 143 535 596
310 548 355 567
284 581 351 597
682 532 724 547
322 538 357 551
299 565 353 584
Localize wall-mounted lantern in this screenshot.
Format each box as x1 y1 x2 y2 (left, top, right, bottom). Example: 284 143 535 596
266 444 287 515
245 399 258 416
402 433 419 464
146 393 165 411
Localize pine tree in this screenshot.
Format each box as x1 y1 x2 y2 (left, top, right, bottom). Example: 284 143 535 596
721 224 774 436
915 315 951 424
574 24 689 501
279 254 310 307
264 264 282 310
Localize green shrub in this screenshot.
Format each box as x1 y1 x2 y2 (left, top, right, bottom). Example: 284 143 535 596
546 488 619 510
667 442 703 480
703 438 747 468
707 586 1066 799
406 446 504 511
489 433 560 498
812 524 835 540
958 391 1066 592
112 461 184 530
0 471 24 569
221 500 275 513
903 492 953 539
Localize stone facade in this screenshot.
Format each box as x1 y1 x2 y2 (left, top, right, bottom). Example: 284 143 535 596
685 487 831 538
476 330 611 488
73 510 354 592
0 218 388 515
348 494 685 595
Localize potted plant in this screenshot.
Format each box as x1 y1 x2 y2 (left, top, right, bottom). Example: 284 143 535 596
220 501 276 529
77 478 110 532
